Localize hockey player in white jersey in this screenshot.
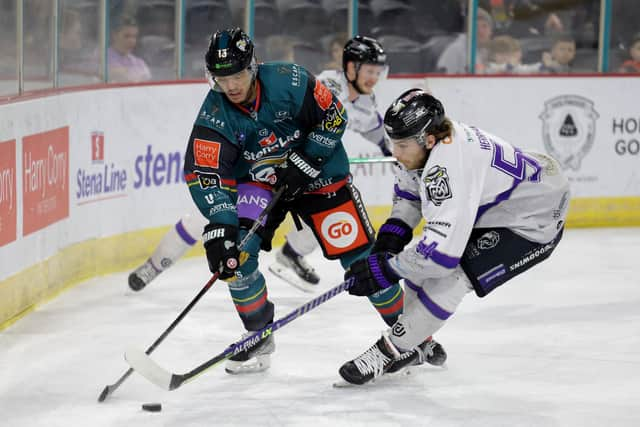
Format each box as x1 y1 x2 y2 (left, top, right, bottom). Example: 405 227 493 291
338 89 570 385
129 35 392 292
268 35 392 291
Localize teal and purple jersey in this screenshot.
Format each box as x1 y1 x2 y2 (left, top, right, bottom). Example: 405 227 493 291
183 62 350 227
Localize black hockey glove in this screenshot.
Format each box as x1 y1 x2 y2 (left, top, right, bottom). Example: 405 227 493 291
372 218 414 255
345 253 402 296
202 223 240 279
276 149 322 200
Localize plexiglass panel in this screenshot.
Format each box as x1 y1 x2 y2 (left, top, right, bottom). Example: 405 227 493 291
23 0 54 91
182 0 240 79
479 0 600 74
0 0 18 96
609 0 640 73
59 0 102 87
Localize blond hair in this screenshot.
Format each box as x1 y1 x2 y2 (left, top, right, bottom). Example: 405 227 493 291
489 35 521 62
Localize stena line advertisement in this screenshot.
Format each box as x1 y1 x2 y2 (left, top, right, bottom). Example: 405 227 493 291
2 77 639 280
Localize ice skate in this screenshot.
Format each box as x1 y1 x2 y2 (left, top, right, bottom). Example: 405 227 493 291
268 242 320 292
128 259 160 291
384 336 447 375
338 332 414 385
225 332 275 375
421 337 447 367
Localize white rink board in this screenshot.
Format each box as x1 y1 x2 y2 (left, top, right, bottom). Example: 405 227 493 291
2 76 640 280
0 84 208 278
376 76 640 198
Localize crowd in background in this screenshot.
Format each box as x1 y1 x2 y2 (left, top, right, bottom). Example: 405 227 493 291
0 0 639 96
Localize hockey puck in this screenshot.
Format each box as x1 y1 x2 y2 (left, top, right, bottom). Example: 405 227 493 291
141 403 162 412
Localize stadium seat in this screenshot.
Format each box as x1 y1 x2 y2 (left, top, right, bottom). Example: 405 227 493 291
371 1 416 39
254 1 281 39
136 0 174 39
321 0 376 36
279 2 328 45
378 34 423 74
185 0 232 47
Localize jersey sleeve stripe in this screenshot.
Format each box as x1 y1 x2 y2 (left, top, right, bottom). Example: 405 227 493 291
475 178 520 222
430 250 460 269
175 220 198 245
393 184 420 201
405 280 453 320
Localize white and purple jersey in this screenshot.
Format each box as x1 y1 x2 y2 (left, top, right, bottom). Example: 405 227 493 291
388 121 570 284
316 69 385 148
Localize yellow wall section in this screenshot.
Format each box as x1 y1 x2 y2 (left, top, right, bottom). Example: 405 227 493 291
2 197 639 329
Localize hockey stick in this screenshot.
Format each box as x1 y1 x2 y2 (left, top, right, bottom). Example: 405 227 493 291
97 187 285 402
348 156 397 164
125 276 354 391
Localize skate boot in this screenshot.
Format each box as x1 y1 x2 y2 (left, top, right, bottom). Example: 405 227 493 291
421 336 447 366
128 259 160 291
339 333 415 385
385 336 447 374
225 332 276 375
268 242 320 292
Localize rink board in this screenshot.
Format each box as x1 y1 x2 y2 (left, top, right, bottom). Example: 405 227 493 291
2 77 639 327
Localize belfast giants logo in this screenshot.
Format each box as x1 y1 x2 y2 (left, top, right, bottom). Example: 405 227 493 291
539 95 599 171
321 212 358 248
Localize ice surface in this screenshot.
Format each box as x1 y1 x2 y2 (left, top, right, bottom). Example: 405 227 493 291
1 228 639 427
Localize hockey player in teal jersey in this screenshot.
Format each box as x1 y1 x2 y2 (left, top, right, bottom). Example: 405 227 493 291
183 28 445 374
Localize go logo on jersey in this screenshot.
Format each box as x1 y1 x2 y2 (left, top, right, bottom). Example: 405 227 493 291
321 212 358 248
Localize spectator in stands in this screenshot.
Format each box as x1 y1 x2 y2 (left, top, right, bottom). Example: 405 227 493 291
264 35 296 62
108 15 151 83
436 8 494 74
484 35 544 74
323 33 349 71
541 33 576 73
618 33 640 74
480 0 565 38
59 9 99 75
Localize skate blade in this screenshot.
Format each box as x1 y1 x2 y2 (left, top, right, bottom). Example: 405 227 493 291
332 367 413 388
225 354 271 375
268 263 317 293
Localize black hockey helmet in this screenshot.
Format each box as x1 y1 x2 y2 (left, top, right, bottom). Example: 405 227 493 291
205 28 255 77
384 89 445 144
342 35 387 72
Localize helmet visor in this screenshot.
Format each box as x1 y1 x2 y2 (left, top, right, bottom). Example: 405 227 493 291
385 119 432 146
359 63 389 80
206 58 256 93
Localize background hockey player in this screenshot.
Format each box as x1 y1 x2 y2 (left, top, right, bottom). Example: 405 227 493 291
338 89 570 385
181 28 442 374
269 35 393 291
128 36 389 293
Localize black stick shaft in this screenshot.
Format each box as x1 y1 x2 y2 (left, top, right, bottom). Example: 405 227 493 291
168 278 354 390
99 187 284 402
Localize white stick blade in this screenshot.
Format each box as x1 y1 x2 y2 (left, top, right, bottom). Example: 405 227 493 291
124 348 173 390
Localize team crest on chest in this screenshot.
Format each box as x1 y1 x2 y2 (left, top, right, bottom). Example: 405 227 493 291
423 165 452 206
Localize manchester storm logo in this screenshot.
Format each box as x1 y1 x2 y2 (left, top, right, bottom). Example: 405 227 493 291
539 95 599 171
424 165 452 206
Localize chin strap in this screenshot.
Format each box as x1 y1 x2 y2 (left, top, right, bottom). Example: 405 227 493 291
345 63 367 95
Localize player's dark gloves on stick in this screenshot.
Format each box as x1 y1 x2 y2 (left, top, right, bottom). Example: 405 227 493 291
276 149 322 200
372 218 413 255
203 223 240 279
345 253 402 296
